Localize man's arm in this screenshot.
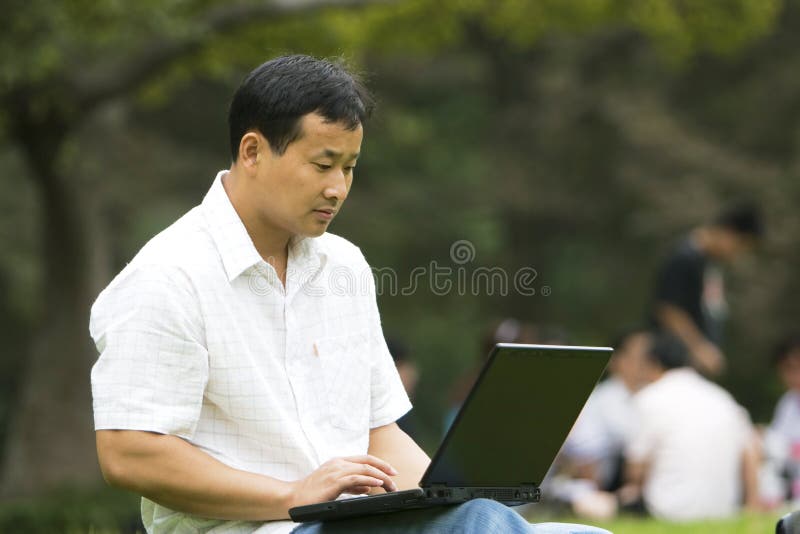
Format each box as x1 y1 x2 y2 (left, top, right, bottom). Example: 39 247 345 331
741 434 761 511
97 430 398 520
617 459 647 506
367 423 431 492
655 303 725 375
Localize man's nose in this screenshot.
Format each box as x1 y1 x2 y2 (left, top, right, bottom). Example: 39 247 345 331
323 170 348 201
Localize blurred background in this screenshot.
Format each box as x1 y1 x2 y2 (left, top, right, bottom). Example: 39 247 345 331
1 0 799 531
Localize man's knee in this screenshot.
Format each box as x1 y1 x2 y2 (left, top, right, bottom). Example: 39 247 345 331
454 500 612 534
452 499 530 533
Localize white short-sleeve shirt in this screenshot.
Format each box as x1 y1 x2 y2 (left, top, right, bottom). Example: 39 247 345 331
770 391 800 444
562 377 634 487
625 368 752 521
90 171 411 534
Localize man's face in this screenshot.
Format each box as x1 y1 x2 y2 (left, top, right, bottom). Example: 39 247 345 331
710 229 755 262
252 112 363 241
778 349 800 392
611 332 651 392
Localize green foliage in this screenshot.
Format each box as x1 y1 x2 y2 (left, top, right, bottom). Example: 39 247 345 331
624 0 783 62
0 486 141 534
1 0 193 85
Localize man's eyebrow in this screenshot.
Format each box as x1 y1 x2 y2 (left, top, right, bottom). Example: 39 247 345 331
313 149 360 160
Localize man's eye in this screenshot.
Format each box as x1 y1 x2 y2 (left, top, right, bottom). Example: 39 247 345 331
344 166 355 174
314 163 332 171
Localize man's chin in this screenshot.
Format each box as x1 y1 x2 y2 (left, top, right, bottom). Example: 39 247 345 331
304 224 330 238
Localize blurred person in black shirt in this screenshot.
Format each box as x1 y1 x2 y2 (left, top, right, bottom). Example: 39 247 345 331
650 204 763 376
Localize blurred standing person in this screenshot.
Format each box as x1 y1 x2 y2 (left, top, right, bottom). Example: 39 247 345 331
649 204 763 375
621 333 760 521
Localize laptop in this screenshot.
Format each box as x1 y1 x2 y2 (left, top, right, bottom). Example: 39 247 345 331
289 343 612 522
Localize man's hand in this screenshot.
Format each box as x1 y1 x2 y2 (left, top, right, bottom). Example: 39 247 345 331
691 341 726 376
655 304 726 376
287 455 398 509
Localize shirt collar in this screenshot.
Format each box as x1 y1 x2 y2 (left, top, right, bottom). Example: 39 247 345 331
202 170 326 283
663 367 699 382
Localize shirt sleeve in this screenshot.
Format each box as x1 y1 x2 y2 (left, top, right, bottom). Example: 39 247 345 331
563 396 610 462
361 262 412 429
90 264 208 438
625 395 659 463
655 251 698 310
770 392 796 439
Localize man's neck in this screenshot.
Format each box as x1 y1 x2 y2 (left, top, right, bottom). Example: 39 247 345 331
690 227 722 261
222 170 290 278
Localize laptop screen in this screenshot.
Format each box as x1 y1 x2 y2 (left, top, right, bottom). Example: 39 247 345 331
421 344 612 488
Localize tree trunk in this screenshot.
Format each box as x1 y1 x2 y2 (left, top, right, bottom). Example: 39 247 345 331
0 131 102 496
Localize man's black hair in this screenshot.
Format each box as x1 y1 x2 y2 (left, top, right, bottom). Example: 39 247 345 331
772 333 800 366
712 203 764 238
386 337 409 364
646 331 690 370
228 55 374 160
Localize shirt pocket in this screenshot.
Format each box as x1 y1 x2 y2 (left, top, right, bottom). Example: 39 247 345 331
316 330 372 433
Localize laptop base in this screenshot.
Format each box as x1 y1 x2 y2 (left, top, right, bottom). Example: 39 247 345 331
289 485 540 522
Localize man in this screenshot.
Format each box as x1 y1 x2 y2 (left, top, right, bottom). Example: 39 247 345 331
90 55 608 533
650 204 763 375
621 333 759 521
764 333 800 505
769 333 800 446
562 327 650 490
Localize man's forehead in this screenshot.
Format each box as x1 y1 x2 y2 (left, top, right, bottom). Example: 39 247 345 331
297 113 362 156
315 147 360 159
785 348 800 362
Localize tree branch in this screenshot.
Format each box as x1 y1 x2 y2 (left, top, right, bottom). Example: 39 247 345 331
74 0 394 108
600 92 782 183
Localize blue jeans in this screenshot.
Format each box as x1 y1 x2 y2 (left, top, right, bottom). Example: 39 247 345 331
292 499 610 533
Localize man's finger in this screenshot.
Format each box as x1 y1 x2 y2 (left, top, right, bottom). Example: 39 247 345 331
339 475 384 492
343 485 371 495
353 463 396 492
342 454 398 476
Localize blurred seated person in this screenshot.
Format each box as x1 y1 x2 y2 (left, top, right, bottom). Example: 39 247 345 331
561 327 651 491
387 337 420 439
620 332 760 521
444 318 563 433
762 333 800 504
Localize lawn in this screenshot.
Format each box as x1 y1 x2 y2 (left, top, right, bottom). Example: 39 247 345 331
583 513 778 533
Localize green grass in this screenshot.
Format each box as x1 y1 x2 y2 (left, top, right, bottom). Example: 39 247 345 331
0 488 785 533
587 513 779 533
521 504 784 533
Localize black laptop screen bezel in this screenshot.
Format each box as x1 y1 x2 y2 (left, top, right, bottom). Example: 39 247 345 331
417 343 612 488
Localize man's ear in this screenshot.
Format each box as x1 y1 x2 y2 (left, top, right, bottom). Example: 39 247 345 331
238 131 267 172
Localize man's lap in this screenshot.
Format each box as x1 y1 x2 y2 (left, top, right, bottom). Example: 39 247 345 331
291 499 611 534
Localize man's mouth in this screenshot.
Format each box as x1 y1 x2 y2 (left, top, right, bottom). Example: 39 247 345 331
313 208 336 221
